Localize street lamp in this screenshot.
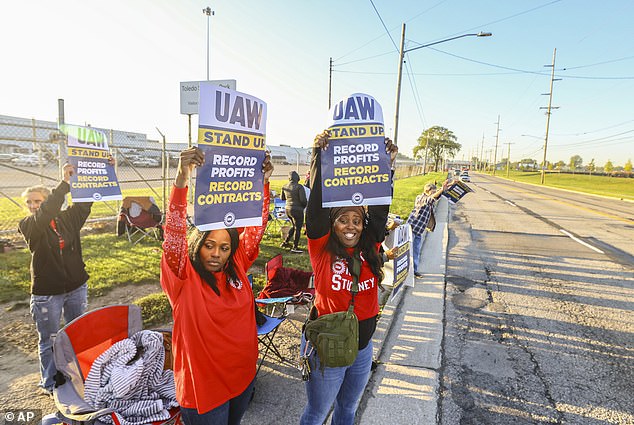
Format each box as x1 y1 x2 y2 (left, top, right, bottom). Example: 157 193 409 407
393 24 491 146
203 6 215 81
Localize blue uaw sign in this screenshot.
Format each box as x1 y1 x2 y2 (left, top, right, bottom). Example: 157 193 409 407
442 180 473 204
391 224 411 298
321 93 392 207
61 124 121 202
195 83 267 231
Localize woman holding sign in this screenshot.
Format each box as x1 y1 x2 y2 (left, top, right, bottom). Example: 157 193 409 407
300 130 397 425
161 147 273 425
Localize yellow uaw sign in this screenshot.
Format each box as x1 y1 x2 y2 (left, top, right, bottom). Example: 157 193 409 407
198 128 266 150
63 124 121 202
68 147 110 159
328 124 384 139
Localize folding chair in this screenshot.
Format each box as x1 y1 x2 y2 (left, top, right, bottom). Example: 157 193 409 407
117 196 163 245
246 274 289 374
257 254 314 316
48 305 181 425
267 198 290 234
256 314 288 374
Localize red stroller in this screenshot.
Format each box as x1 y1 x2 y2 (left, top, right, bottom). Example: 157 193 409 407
42 305 181 425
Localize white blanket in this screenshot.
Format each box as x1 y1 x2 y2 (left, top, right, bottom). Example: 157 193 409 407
84 330 179 425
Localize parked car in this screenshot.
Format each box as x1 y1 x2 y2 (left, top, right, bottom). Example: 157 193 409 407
0 153 15 162
11 154 47 167
132 158 160 167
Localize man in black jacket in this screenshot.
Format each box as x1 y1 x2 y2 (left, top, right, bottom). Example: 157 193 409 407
19 163 92 395
281 170 308 253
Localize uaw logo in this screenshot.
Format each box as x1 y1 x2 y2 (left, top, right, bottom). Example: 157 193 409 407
92 192 102 201
332 259 348 275
351 192 363 205
223 212 236 227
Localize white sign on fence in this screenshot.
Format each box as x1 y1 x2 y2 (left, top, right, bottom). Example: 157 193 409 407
179 79 237 115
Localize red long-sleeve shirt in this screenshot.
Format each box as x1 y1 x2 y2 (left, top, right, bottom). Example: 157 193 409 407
160 184 269 413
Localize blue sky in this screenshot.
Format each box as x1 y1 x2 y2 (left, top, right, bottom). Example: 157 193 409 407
2 0 633 167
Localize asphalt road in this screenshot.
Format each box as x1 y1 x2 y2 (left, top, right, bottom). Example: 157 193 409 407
440 173 634 424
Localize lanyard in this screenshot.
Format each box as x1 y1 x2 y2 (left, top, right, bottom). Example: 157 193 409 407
50 219 65 251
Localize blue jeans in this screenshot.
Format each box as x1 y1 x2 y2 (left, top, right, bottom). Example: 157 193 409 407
180 378 255 425
300 334 373 425
30 283 87 391
412 233 423 274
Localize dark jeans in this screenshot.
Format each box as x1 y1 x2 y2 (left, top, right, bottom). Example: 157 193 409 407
284 207 305 248
180 378 255 425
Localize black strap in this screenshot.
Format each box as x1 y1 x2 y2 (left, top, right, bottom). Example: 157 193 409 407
348 249 361 311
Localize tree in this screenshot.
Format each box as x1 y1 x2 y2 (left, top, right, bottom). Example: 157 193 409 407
569 155 583 173
604 160 614 174
413 126 461 172
588 158 596 175
519 158 537 171
555 160 566 170
625 159 633 173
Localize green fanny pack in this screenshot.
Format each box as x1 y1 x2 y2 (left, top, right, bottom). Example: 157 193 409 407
304 250 362 369
304 305 359 368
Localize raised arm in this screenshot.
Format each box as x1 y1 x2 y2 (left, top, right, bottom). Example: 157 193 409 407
367 138 398 243
306 130 331 239
240 152 273 262
19 163 89 241
163 148 204 278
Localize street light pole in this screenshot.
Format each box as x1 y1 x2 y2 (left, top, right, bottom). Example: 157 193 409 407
203 6 214 81
392 26 492 146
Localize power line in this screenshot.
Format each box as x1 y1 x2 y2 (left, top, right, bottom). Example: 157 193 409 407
428 47 634 80
368 0 399 52
561 55 634 70
410 0 562 47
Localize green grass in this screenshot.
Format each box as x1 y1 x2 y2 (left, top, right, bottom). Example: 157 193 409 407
489 170 634 200
1 174 443 323
0 233 162 304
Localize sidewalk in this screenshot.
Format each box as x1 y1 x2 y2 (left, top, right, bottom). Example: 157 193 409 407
242 197 450 425
357 196 449 424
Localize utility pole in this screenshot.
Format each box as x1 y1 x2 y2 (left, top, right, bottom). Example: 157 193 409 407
479 134 485 172
392 23 407 146
57 99 65 181
488 149 494 173
504 142 514 178
492 115 500 176
328 57 333 109
156 127 167 215
540 48 560 184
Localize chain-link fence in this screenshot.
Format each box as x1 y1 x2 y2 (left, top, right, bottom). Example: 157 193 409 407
1 115 422 240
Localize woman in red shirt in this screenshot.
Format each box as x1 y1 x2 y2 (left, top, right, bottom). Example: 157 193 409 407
161 147 272 425
301 131 397 425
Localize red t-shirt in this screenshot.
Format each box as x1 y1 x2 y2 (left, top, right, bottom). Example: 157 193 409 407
307 233 380 321
160 185 268 413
